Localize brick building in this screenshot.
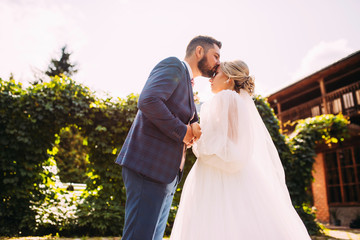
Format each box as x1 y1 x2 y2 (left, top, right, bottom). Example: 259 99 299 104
267 51 360 226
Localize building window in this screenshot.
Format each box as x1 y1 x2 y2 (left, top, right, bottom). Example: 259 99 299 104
343 92 354 109
325 147 360 205
332 98 342 114
356 90 360 105
326 102 331 114
311 106 321 117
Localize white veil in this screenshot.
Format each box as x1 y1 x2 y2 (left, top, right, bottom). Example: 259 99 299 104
193 89 290 202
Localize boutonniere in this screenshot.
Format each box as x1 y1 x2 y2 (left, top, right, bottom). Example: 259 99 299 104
193 91 200 104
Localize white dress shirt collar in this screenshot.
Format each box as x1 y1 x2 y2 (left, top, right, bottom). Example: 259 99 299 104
183 60 193 80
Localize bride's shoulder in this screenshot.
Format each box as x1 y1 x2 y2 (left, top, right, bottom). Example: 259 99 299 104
211 89 253 107
214 89 240 101
202 90 235 108
206 90 251 107
217 89 238 97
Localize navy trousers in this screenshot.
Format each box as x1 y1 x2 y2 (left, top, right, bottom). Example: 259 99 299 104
121 167 181 240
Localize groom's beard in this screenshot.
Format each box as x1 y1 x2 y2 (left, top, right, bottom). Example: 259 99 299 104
198 56 216 78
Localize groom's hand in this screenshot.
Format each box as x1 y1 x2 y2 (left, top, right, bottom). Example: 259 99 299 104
183 125 194 145
191 122 202 140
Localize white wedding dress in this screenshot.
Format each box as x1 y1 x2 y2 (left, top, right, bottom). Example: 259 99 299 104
170 90 311 240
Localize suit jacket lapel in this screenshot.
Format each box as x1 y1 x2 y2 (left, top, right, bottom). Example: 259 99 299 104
182 62 195 117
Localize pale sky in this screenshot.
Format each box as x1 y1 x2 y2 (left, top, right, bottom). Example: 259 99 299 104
1 0 359 102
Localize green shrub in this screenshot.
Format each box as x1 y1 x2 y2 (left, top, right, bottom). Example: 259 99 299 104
0 76 94 236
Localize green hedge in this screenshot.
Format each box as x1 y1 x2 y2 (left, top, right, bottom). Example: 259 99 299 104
0 77 349 237
0 76 94 236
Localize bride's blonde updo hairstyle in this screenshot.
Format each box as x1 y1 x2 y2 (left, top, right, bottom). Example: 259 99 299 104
220 60 255 95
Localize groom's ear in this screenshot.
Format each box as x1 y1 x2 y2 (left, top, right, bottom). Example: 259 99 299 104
195 46 204 59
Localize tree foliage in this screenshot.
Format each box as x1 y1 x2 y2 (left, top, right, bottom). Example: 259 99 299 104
45 45 78 78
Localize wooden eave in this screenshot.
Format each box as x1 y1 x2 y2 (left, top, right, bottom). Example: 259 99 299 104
267 51 360 104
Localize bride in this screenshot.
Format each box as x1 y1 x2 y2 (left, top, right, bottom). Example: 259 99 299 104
170 60 311 240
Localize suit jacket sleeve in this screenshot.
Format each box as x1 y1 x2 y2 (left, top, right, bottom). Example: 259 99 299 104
190 108 199 124
138 59 188 143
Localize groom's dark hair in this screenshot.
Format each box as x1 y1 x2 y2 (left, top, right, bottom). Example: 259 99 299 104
185 35 222 58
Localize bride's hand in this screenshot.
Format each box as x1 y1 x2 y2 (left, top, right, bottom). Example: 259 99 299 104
191 122 202 141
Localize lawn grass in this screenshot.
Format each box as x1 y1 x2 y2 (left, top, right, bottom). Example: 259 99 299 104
1 227 359 240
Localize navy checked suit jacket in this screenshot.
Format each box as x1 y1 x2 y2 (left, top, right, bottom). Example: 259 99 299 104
115 57 198 183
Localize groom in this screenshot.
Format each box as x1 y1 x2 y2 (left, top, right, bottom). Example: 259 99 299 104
115 35 221 240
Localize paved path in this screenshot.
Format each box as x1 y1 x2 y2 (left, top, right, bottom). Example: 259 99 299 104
312 227 360 240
